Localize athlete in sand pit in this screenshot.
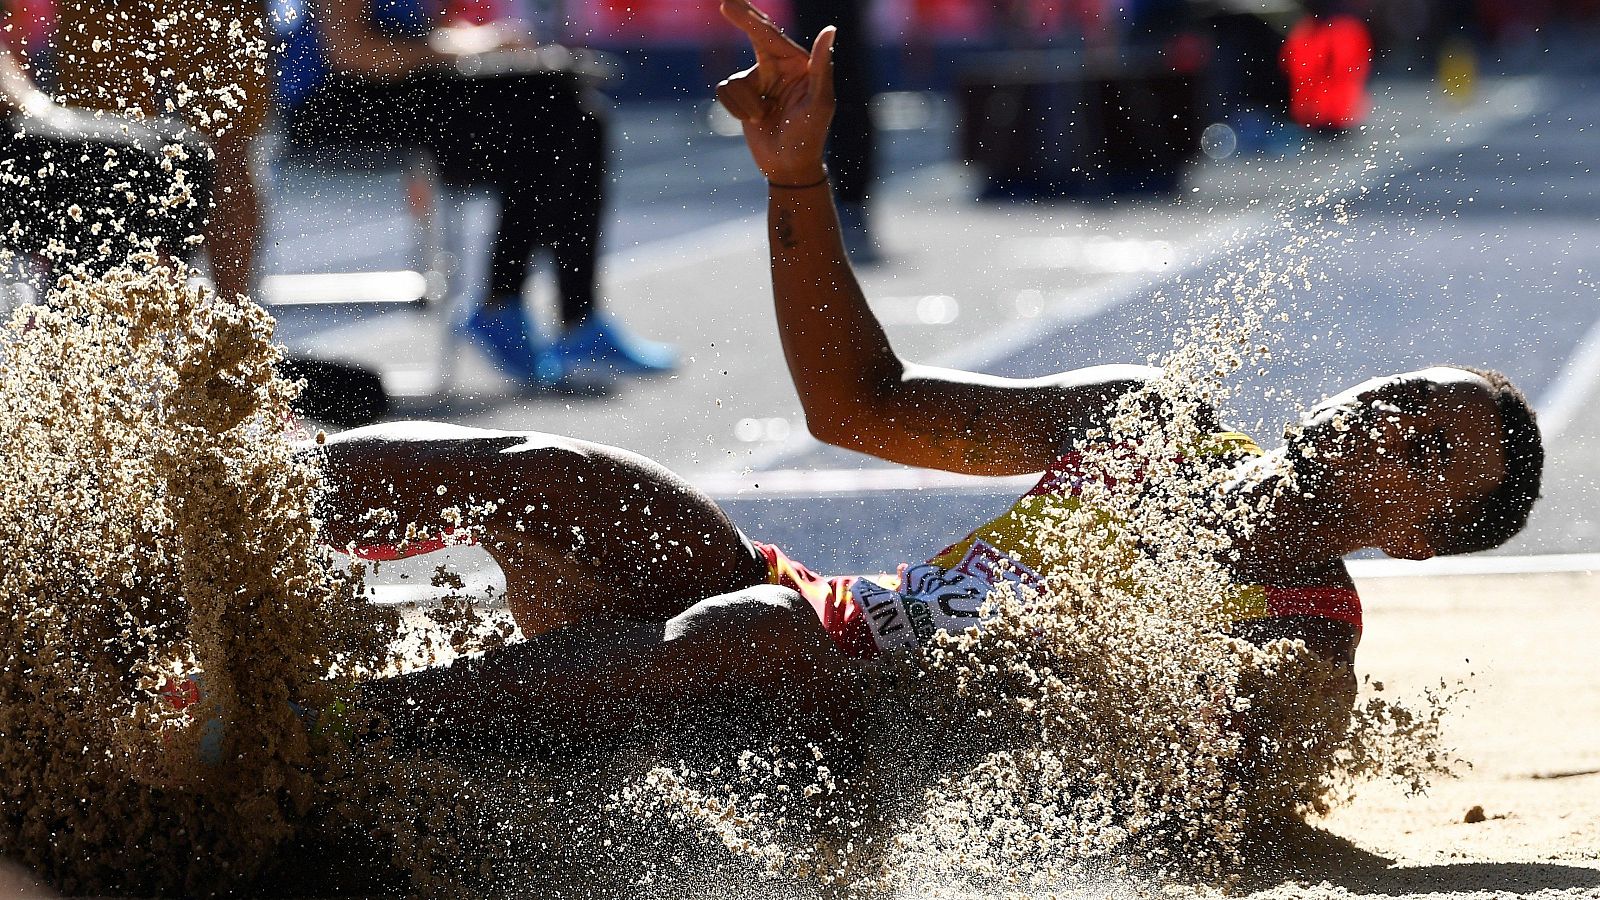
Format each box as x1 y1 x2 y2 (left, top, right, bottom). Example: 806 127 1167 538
320 0 1542 754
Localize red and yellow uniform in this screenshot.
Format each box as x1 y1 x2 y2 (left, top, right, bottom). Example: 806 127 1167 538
762 433 1362 658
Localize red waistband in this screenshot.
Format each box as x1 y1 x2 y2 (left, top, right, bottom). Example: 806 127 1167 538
340 527 477 561
1261 585 1363 630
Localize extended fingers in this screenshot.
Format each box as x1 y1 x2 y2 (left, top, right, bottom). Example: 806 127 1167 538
716 66 768 123
720 0 804 57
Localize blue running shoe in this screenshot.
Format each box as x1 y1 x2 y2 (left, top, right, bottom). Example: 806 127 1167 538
461 300 565 386
553 314 677 377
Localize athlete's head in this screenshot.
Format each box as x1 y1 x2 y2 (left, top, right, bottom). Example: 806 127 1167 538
1288 366 1542 560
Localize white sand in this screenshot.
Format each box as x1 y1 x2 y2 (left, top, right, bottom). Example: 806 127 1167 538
4 569 1595 897
1239 569 1600 898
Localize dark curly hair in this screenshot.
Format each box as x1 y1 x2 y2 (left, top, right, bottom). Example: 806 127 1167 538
1426 366 1543 555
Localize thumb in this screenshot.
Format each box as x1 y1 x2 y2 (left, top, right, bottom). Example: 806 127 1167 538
808 26 836 103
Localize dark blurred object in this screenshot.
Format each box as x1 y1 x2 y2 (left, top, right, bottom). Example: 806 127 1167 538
281 356 390 428
1192 0 1300 155
54 0 270 304
793 0 881 263
1199 2 1292 124
0 102 214 278
958 53 1202 199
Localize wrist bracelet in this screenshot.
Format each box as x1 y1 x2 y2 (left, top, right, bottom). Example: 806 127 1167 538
767 171 830 190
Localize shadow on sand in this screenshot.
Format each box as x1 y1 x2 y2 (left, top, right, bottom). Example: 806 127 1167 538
1239 816 1600 897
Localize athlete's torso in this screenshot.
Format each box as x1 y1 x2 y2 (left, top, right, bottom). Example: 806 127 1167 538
842 433 1362 654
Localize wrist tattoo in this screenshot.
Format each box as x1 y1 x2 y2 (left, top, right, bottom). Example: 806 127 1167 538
775 209 798 250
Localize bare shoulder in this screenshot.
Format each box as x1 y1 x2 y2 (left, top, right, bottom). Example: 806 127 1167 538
309 422 592 456
316 421 512 446
1041 364 1224 435
1015 363 1170 468
1009 363 1168 444
1038 363 1163 399
302 423 606 485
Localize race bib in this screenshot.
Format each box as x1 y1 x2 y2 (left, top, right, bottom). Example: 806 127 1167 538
853 561 1001 652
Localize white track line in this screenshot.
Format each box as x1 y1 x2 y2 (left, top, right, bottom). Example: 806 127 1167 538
1535 313 1600 439
694 466 1037 497
364 551 1600 610
1347 552 1600 578
294 212 765 353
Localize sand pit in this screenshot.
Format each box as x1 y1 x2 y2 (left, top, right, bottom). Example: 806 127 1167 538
1233 568 1600 899
3 569 1593 899
0 267 1576 896
0 250 1573 898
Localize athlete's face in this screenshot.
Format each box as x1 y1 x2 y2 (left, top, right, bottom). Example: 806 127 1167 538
1286 367 1507 559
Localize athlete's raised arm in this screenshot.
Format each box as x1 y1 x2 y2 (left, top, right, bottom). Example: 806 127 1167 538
716 0 1151 476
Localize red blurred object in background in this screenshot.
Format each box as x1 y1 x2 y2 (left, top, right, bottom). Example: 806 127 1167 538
443 0 502 26
1280 13 1372 131
3 0 56 53
1164 31 1211 75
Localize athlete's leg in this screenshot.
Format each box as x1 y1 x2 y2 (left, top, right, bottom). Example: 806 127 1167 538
359 584 862 754
526 92 605 328
421 69 607 326
311 423 771 633
164 3 272 302
203 128 261 301
48 0 239 282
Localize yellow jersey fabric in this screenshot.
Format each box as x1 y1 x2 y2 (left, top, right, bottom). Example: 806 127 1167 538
851 433 1361 653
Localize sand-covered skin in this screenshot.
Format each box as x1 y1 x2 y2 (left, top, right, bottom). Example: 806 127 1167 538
617 339 1463 899
0 263 556 896
621 572 1599 900
615 563 1597 900
612 190 1476 896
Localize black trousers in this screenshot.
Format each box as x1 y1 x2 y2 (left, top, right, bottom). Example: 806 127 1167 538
0 106 213 276
290 67 608 323
793 0 877 206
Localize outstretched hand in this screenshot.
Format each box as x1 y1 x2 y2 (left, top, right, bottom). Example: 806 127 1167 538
716 0 836 184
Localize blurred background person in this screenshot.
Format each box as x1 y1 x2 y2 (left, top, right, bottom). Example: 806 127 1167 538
51 0 266 302
1195 0 1294 154
791 0 879 262
276 0 676 386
